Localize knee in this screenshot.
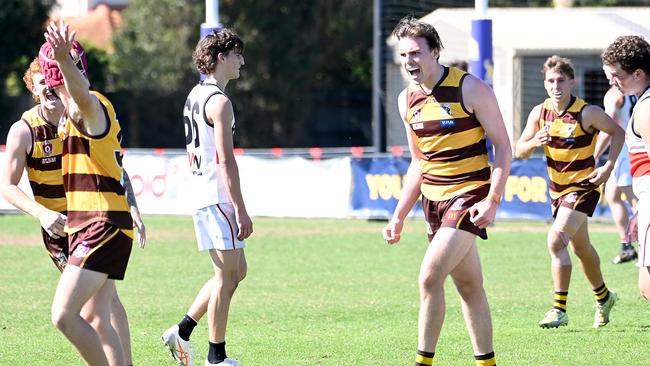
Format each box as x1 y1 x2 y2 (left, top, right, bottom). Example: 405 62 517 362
454 278 484 299
418 271 444 295
641 288 650 301
237 267 247 283
51 307 70 332
547 227 570 253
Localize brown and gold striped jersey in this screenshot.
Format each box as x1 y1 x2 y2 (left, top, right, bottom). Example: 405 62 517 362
538 96 598 199
406 66 491 201
21 106 66 213
60 91 132 236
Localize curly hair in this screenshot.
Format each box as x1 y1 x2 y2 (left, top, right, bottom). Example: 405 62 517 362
193 27 244 75
542 55 575 79
602 35 650 75
22 58 41 102
392 16 444 53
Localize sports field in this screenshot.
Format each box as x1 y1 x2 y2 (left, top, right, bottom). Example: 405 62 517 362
0 214 648 365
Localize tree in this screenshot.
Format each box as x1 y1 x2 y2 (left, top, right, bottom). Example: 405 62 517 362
0 0 55 92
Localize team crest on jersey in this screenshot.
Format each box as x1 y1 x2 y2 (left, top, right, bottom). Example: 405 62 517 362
43 140 53 156
73 241 91 258
412 122 424 130
440 104 452 118
564 192 578 204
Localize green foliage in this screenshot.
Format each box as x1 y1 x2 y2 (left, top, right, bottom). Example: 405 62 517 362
0 0 55 90
110 0 203 93
1 216 649 365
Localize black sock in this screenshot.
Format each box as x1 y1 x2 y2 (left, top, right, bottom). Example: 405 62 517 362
177 314 197 341
622 242 633 250
207 341 227 364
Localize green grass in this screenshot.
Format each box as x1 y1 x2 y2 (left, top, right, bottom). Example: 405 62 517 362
0 215 648 365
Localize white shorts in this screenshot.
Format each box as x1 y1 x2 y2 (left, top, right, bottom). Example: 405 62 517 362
610 151 632 187
192 203 246 251
633 176 650 267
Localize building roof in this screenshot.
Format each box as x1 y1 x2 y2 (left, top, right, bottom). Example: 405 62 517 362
391 7 650 63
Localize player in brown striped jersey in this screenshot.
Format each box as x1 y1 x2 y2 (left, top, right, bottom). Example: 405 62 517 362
39 20 144 366
383 16 512 366
0 58 144 365
515 55 623 329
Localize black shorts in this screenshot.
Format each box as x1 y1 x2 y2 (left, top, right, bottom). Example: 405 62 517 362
67 221 133 280
422 184 490 242
551 189 600 218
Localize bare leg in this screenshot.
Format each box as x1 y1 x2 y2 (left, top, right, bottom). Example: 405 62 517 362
417 228 479 352
81 291 131 365
450 240 493 355
639 267 650 301
606 183 629 242
207 249 247 343
187 277 215 322
81 280 125 365
51 266 115 366
570 220 606 289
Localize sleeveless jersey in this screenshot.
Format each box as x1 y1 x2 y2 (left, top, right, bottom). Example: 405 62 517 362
538 96 597 199
60 91 132 234
21 106 66 213
619 95 637 130
405 66 490 201
183 82 234 209
627 87 650 177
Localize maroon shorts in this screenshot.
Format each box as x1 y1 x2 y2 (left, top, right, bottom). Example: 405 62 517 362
551 189 600 218
422 184 490 242
41 228 68 272
67 221 133 280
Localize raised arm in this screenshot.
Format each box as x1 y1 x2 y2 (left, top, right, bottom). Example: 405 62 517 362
0 121 66 238
206 94 252 241
43 20 105 135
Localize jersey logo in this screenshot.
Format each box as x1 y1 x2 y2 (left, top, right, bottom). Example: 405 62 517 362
412 122 424 130
188 152 202 170
43 140 53 156
440 119 456 128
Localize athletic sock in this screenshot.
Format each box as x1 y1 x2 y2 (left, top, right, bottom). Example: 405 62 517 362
207 341 227 364
593 283 610 305
177 314 198 341
553 291 568 312
415 350 434 365
475 351 496 366
622 242 633 250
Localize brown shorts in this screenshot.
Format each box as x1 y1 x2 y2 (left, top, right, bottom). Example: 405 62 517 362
67 221 133 280
422 184 490 242
551 189 600 218
41 228 68 272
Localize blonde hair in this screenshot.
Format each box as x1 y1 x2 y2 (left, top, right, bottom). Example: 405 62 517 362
22 58 41 102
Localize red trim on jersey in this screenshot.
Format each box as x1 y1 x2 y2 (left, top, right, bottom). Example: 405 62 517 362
630 151 650 177
216 203 236 249
215 150 220 164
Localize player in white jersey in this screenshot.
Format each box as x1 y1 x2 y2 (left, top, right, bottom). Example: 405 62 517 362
162 28 250 366
603 35 650 300
595 81 638 264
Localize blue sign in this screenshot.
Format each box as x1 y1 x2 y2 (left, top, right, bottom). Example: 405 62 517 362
349 157 612 220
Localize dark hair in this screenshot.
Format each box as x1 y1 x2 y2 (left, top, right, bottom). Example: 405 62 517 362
542 55 575 79
449 60 468 72
392 16 443 52
193 27 244 75
602 35 650 75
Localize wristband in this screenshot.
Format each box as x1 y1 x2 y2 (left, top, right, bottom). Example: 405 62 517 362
486 191 501 205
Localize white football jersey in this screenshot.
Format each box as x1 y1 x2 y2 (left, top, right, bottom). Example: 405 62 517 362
183 81 235 209
626 87 650 178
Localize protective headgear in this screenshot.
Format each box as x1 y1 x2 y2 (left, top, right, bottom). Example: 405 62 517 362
38 40 88 88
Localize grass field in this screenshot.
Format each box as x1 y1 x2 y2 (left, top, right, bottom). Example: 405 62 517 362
0 214 649 365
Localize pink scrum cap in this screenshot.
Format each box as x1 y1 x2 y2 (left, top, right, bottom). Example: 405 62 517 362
38 40 88 88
